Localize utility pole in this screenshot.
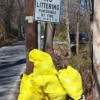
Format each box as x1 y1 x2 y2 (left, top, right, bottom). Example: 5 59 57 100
25 0 38 75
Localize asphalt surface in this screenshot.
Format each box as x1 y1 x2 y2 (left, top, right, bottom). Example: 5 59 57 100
0 41 26 100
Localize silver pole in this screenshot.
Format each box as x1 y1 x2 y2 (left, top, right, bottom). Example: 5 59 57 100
38 21 41 50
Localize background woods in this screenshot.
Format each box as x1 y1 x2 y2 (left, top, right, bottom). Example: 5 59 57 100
0 0 25 41
0 0 100 99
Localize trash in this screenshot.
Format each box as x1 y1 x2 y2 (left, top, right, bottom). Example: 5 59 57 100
29 49 57 76
18 73 45 100
29 49 66 100
33 75 66 100
18 49 83 100
58 66 83 100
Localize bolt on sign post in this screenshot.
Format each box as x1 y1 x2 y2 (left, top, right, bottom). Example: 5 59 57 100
25 0 38 75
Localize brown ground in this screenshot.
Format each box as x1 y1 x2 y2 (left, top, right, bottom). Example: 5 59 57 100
0 37 17 47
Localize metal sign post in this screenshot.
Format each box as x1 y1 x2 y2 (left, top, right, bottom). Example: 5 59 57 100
38 21 41 50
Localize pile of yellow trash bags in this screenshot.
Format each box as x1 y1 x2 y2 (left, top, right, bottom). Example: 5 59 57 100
18 49 83 100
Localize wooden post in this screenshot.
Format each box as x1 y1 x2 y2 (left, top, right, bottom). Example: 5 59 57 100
25 0 38 75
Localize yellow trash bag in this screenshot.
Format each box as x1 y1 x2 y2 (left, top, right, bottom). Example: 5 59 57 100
18 73 46 100
29 49 57 76
33 75 66 100
58 66 83 100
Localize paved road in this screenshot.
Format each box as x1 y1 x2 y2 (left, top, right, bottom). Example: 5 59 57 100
0 41 26 100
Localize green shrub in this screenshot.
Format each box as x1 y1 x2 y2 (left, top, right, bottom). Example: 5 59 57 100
54 32 66 41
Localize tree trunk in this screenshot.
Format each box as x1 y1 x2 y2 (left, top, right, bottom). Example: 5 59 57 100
43 23 47 51
4 0 14 38
91 0 100 99
17 0 25 40
76 10 79 55
25 0 38 75
65 0 71 58
46 23 55 52
76 1 80 55
87 0 93 59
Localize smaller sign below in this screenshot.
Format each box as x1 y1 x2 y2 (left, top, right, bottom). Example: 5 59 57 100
25 16 33 23
34 0 61 23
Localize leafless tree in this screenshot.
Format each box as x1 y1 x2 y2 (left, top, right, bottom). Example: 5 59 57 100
65 0 71 57
45 23 56 52
91 0 100 99
4 0 15 38
17 0 25 40
76 0 80 55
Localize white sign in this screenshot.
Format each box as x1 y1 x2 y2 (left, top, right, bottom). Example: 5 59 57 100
34 0 61 23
